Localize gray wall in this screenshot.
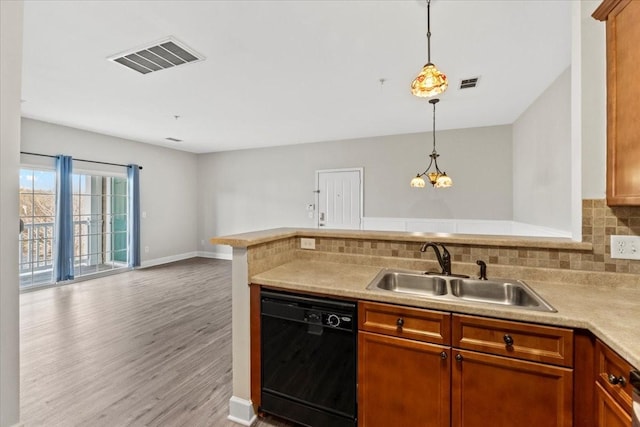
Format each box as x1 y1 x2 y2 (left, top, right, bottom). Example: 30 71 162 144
581 0 606 199
513 67 572 231
0 1 22 425
21 118 200 265
198 125 513 256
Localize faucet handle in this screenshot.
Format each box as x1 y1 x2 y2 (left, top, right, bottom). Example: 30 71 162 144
476 260 487 280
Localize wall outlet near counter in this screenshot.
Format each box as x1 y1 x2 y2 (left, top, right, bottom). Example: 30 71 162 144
301 238 316 250
610 235 640 260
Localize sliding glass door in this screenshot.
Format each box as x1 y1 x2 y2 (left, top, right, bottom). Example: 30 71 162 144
72 173 128 277
110 177 128 264
18 167 129 289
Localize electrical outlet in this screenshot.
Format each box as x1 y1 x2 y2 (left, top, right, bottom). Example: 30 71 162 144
300 238 316 250
610 235 640 260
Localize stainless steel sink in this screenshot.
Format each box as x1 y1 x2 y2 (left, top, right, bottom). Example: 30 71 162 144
449 278 556 312
367 269 556 312
373 271 447 296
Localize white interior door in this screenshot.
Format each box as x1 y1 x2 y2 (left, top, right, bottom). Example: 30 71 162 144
316 169 363 229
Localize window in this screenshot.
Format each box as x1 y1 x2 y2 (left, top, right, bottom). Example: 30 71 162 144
18 167 130 289
19 168 56 288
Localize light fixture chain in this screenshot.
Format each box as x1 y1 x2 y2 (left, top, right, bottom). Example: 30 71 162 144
432 100 437 153
426 0 432 64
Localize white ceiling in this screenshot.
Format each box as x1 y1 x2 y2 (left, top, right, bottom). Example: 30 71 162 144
21 0 571 154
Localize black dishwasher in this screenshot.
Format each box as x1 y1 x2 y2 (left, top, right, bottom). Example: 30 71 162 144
260 289 357 427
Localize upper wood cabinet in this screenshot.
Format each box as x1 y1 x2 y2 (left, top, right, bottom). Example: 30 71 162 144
593 0 640 205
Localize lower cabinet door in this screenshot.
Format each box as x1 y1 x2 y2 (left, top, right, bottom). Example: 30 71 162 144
451 349 573 427
358 331 450 427
595 382 632 427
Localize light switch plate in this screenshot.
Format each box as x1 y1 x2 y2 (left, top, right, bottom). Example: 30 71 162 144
610 235 640 260
301 238 316 250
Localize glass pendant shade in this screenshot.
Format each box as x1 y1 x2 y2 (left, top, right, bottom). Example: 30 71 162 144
434 173 452 188
410 175 426 188
411 63 448 98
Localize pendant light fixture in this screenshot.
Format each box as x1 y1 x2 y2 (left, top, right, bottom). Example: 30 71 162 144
410 98 452 188
411 0 448 98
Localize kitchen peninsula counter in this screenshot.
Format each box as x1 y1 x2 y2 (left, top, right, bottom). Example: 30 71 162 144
211 227 639 424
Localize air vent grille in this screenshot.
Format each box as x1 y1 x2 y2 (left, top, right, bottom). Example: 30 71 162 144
459 77 480 89
166 137 182 143
109 37 204 75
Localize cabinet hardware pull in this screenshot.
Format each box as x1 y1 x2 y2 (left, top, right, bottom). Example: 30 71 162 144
440 351 447 360
455 354 463 362
608 373 627 387
396 317 404 328
503 334 514 346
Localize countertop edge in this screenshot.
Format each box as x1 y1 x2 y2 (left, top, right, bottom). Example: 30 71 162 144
211 228 593 251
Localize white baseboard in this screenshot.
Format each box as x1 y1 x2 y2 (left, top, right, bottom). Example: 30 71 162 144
197 250 233 260
140 251 199 268
227 396 257 426
139 251 232 269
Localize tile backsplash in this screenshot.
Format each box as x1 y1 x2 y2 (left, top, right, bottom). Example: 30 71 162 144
310 199 640 275
247 199 640 277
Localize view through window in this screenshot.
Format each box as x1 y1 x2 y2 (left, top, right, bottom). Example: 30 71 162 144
19 168 56 288
19 168 129 289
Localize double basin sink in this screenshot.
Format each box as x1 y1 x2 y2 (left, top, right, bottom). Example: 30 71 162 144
367 269 556 312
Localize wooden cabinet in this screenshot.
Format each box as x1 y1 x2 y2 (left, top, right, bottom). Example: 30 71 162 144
596 383 633 427
358 301 450 427
357 303 575 427
451 315 574 427
358 300 450 344
593 0 640 205
595 339 633 426
451 349 573 427
358 332 450 427
452 314 573 366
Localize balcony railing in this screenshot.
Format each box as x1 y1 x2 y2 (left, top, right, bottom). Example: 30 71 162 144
18 220 126 288
19 221 55 274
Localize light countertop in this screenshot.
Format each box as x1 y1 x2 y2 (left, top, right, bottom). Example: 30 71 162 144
211 227 592 250
252 259 640 370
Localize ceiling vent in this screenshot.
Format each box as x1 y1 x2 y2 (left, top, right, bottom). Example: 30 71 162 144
459 77 480 89
165 137 182 143
108 37 204 75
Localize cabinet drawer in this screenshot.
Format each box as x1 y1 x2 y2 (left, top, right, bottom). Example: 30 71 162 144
595 339 633 415
452 314 573 367
358 301 450 345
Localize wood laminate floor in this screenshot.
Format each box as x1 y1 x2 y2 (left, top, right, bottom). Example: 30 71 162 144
20 258 294 427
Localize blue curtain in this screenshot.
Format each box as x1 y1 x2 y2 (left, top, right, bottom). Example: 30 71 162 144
127 165 141 267
54 155 74 282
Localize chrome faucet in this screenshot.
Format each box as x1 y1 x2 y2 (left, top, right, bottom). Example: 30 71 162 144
420 242 452 276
